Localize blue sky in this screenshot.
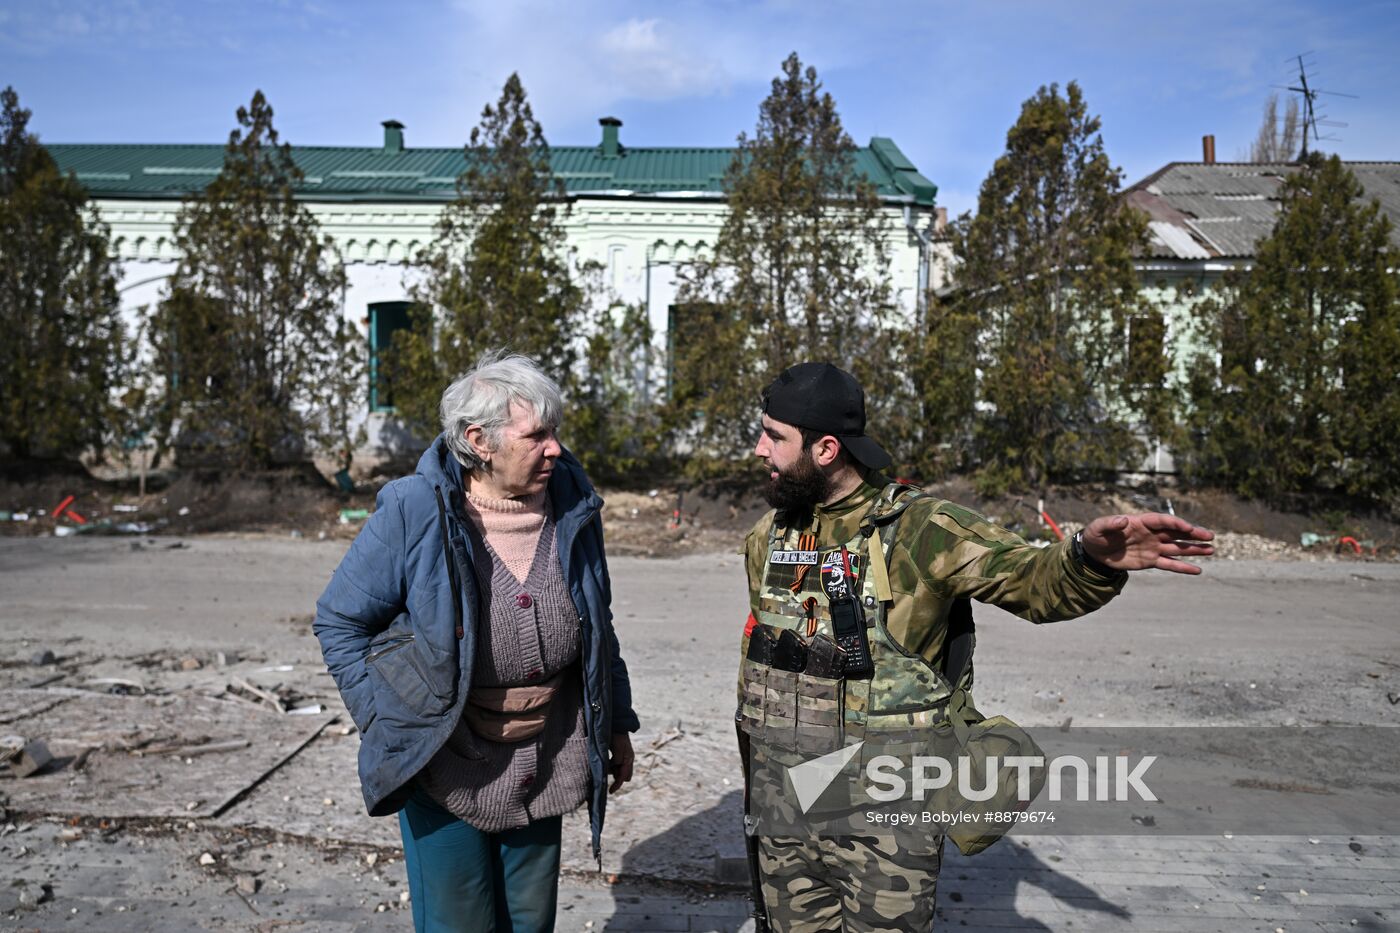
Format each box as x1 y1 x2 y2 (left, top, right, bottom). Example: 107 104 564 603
4 0 1398 215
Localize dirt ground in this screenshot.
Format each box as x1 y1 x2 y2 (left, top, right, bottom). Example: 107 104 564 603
4 461 1397 562
2 534 1399 930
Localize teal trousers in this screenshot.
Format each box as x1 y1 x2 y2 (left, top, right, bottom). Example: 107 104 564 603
398 786 563 933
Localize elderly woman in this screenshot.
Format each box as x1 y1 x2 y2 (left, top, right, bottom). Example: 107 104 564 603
314 350 638 932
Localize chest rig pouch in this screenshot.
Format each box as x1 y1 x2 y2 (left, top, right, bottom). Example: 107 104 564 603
738 483 1046 856
739 484 960 756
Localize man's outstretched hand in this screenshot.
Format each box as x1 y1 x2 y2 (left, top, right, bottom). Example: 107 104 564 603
1081 513 1215 575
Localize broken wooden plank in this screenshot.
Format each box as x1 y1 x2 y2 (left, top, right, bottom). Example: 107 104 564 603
135 738 251 759
230 677 283 714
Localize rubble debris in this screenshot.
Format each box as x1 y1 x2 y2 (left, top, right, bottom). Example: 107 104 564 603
71 746 97 771
287 704 323 715
231 677 284 714
137 738 251 759
52 494 76 521
85 677 147 696
199 852 217 866
17 882 53 910
179 657 203 671
29 649 57 666
215 651 239 668
650 725 684 751
13 739 54 778
236 873 260 896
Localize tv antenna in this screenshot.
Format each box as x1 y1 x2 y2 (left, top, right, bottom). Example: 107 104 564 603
1277 53 1357 158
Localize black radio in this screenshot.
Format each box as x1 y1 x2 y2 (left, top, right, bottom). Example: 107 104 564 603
829 595 873 678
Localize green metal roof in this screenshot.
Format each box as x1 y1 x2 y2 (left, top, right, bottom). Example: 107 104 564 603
46 134 937 206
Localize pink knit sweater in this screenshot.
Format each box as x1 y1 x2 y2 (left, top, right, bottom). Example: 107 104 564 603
462 490 547 581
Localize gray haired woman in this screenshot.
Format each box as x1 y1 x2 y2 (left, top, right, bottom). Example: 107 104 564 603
315 350 639 932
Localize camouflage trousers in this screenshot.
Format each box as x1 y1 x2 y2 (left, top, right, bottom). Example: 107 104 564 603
757 832 945 932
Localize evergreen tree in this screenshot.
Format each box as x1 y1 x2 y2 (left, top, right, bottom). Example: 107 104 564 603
0 86 126 461
670 53 900 476
314 317 369 476
149 91 354 470
388 74 587 439
566 301 662 482
944 81 1164 493
907 291 980 479
1184 154 1400 505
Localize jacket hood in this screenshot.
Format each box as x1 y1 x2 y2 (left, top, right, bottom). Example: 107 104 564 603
415 433 602 521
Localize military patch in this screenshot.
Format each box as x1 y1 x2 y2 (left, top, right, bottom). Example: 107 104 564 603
819 550 861 600
769 550 819 566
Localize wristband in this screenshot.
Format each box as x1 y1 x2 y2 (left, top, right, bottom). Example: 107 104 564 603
1071 530 1117 577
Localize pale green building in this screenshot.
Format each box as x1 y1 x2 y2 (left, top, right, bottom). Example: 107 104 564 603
49 118 942 455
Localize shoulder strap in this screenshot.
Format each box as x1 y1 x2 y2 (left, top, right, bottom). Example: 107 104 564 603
861 482 975 685
860 482 923 602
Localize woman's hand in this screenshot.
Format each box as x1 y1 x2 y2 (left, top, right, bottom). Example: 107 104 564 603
608 733 634 794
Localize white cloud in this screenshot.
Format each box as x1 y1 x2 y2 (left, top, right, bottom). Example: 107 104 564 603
417 0 861 144
597 17 728 100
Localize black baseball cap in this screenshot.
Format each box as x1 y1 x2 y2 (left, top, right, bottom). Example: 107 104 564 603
761 362 892 471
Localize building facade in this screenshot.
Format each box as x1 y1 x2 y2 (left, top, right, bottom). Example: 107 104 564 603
49 118 942 454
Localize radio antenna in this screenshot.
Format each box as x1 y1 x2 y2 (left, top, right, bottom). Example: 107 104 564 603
1284 54 1357 158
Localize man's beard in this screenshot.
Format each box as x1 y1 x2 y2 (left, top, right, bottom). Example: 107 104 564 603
762 450 832 512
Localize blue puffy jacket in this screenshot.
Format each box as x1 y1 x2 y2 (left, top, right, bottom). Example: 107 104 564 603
313 435 640 860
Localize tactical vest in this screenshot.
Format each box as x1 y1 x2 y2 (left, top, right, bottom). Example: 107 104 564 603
738 483 1048 857
738 483 976 757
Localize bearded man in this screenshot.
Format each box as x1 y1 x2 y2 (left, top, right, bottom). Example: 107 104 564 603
736 362 1214 933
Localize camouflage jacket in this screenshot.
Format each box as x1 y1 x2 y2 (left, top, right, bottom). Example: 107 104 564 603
742 478 1127 684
